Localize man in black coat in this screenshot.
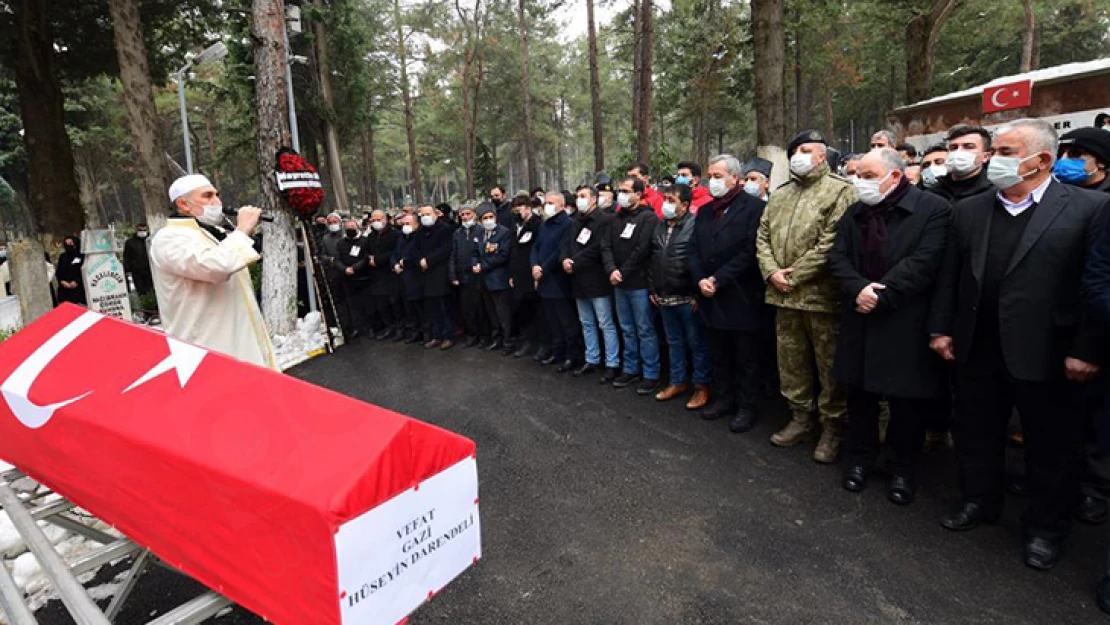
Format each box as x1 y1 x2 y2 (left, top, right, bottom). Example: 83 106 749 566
417 205 455 350
392 214 425 343
449 203 488 348
829 149 952 505
928 124 995 203
366 210 401 340
123 224 154 297
689 155 767 433
476 203 514 353
510 196 549 359
531 192 580 370
490 184 514 229
929 118 1110 570
563 185 619 380
335 218 373 339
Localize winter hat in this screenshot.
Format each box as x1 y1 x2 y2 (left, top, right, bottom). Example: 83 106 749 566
787 130 828 156
742 157 773 179
1060 127 1110 166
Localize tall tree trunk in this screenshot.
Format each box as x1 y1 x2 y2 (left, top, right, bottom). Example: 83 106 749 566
252 0 298 335
751 0 787 187
517 0 538 189
455 0 485 200
792 7 801 131
312 0 350 214
361 124 379 208
586 0 605 172
556 95 566 190
1020 0 1036 72
106 0 168 231
636 0 653 165
74 149 106 229
394 0 423 203
631 0 642 151
904 0 960 103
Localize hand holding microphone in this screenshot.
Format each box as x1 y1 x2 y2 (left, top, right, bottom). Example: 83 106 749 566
224 206 274 234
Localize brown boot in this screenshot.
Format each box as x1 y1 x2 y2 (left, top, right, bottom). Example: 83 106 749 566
770 411 814 447
655 383 689 402
813 422 842 464
686 385 710 411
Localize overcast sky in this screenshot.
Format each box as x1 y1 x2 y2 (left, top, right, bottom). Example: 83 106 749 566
552 0 673 40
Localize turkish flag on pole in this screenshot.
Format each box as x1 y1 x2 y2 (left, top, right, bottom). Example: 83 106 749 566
982 80 1033 113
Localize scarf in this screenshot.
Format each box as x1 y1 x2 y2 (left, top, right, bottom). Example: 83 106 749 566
707 184 745 221
856 177 910 281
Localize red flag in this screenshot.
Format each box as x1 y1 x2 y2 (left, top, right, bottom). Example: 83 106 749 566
982 80 1032 113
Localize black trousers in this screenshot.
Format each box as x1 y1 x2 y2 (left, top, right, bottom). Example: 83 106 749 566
707 328 759 411
403 298 424 338
956 337 1084 540
512 291 547 346
423 295 451 341
1080 379 1110 500
328 269 351 333
844 386 930 477
341 279 373 333
371 293 400 331
458 281 487 339
543 297 581 362
482 287 513 342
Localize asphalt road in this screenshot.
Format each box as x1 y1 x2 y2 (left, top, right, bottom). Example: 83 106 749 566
34 336 1110 625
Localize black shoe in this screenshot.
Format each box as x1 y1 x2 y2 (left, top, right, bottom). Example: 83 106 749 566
1097 576 1110 615
728 408 757 433
1023 537 1062 571
464 336 481 348
1076 495 1109 525
393 331 408 342
1006 475 1029 497
887 475 916 505
556 359 576 373
484 339 504 352
940 502 998 532
701 401 737 421
573 363 598 377
476 339 492 350
534 347 553 363
842 465 868 493
374 330 389 340
539 354 557 366
404 334 423 344
612 372 642 389
501 342 517 356
636 378 661 396
513 343 533 358
598 367 618 384
348 329 361 340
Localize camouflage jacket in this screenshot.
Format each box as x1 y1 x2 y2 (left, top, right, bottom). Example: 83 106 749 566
756 161 857 313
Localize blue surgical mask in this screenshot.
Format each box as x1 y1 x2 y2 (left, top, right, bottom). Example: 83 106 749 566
1053 158 1092 185
661 202 677 219
675 175 691 186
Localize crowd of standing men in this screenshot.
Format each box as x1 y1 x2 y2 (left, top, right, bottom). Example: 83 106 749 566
311 117 1110 612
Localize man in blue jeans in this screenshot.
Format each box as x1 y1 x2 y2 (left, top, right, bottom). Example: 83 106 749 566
649 183 711 410
603 177 661 395
563 184 620 382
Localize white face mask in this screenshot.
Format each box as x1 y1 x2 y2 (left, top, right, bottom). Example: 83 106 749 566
576 197 590 212
789 152 817 177
543 203 558 219
661 202 678 220
198 203 226 227
137 231 149 239
743 181 762 197
852 172 893 206
370 221 385 231
328 223 341 233
987 154 1039 190
945 150 980 177
598 195 612 209
420 215 435 227
922 164 947 188
402 224 415 235
708 178 729 198
462 218 476 229
616 192 632 209
482 218 497 230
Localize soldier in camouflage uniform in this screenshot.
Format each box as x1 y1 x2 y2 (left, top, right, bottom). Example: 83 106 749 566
757 130 859 463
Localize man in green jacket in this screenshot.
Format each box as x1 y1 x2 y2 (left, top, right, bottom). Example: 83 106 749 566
757 130 859 463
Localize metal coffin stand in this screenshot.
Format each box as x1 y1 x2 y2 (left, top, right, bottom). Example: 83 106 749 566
0 467 232 625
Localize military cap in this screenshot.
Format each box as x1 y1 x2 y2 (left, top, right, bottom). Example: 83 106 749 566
787 130 828 156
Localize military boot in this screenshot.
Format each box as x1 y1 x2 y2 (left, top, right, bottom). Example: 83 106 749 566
770 411 814 447
813 421 842 464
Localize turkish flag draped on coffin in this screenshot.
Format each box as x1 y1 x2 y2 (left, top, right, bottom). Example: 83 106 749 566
0 305 481 625
982 80 1033 113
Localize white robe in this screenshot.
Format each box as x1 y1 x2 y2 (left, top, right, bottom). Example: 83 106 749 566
149 218 278 370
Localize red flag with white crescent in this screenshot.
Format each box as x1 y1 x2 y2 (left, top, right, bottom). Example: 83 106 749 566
982 80 1032 113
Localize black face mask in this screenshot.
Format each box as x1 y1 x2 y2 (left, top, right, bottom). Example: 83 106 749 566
513 212 525 224
64 243 77 251
345 229 359 238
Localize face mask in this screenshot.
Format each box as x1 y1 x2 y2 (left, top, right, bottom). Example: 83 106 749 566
708 178 729 198
402 225 414 235
1052 158 1092 185
789 152 816 177
847 175 859 185
921 164 947 188
482 218 497 230
137 231 149 239
0 250 6 260
576 197 590 212
345 228 359 238
987 154 1039 190
64 242 77 251
598 195 612 209
543 203 558 219
420 215 435 227
661 202 678 220
198 203 225 227
328 223 341 233
852 172 893 206
513 212 525 224
371 221 385 231
945 150 979 177
616 193 632 209
675 175 691 186
462 218 476 229
743 181 762 197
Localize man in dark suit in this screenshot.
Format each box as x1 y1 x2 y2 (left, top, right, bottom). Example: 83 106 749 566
366 210 401 340
929 118 1109 570
475 202 514 353
531 191 580 370
417 205 455 350
449 203 487 348
510 196 549 359
688 155 767 433
335 218 372 339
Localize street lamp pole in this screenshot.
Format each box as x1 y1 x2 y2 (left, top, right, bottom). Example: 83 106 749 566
175 42 229 175
283 11 301 153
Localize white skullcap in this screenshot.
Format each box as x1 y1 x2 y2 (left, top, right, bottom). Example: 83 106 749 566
168 174 214 202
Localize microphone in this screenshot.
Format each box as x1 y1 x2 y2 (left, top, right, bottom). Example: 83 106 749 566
223 206 275 223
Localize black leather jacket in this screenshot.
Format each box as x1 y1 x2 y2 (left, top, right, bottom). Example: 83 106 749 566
648 212 697 298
